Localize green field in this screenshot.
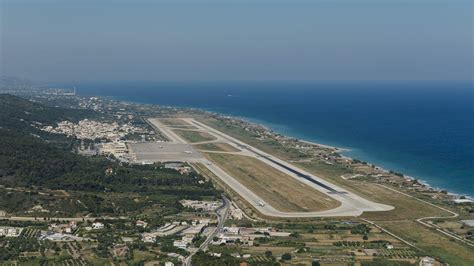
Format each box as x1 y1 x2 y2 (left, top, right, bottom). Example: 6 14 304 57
173 129 217 143
197 116 328 161
159 118 191 126
194 142 240 152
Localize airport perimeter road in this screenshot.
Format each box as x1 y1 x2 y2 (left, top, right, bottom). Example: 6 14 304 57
183 118 394 217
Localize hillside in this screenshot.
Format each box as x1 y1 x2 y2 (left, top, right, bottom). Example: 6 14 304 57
0 93 96 131
0 94 218 217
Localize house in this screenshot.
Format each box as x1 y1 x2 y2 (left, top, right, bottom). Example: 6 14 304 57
223 226 240 235
136 220 148 228
48 221 77 234
142 233 156 243
453 198 473 204
0 227 23 237
240 236 253 246
92 222 104 229
419 257 436 266
165 262 174 266
173 240 187 249
239 228 256 235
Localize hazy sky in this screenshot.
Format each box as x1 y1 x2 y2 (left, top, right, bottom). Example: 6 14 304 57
0 0 472 82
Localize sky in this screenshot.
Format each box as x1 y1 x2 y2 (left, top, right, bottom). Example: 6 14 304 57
0 0 472 82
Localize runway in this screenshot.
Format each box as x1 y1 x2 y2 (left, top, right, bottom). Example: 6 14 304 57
147 117 394 217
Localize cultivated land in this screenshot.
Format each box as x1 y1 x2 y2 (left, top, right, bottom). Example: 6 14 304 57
192 115 474 265
292 162 473 263
205 153 340 212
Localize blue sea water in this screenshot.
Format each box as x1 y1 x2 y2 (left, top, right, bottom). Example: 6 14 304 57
65 81 473 197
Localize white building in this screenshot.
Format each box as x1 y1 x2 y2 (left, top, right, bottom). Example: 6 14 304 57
0 227 23 237
223 226 240 235
92 222 104 229
173 240 187 249
419 257 436 266
142 233 156 243
136 220 148 228
100 142 128 157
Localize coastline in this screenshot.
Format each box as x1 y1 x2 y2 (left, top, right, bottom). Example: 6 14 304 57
196 109 473 200
76 93 473 200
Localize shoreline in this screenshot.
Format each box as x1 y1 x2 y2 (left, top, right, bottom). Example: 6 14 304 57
76 93 473 200
196 109 473 200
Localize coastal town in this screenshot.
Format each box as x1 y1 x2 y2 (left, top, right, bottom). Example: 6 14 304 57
0 83 472 265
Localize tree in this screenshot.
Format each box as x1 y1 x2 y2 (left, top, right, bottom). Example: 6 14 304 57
281 253 292 260
289 232 300 238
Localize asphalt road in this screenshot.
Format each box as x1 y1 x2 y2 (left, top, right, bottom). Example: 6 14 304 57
184 195 230 266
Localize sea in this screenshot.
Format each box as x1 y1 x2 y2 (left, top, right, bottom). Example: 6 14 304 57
60 80 473 197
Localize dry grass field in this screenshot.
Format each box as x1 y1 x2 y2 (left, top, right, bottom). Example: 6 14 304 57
159 118 191 126
205 153 341 212
296 161 448 220
377 220 474 264
296 161 474 264
194 142 240 152
191 116 474 264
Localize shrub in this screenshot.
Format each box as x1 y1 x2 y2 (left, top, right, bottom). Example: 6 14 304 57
281 253 292 260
